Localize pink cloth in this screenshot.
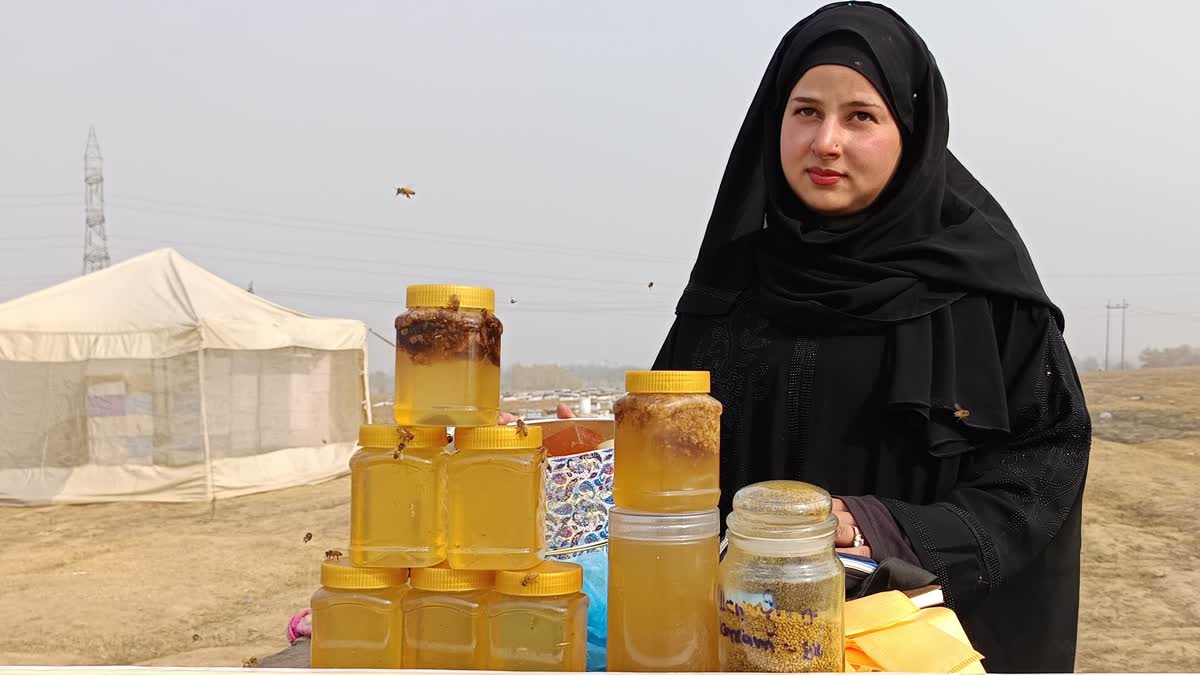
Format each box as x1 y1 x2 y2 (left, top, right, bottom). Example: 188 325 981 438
287 609 312 643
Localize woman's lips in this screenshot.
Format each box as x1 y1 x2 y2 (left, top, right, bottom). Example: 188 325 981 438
807 168 844 186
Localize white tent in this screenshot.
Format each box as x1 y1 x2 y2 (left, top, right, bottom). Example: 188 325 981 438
0 248 371 505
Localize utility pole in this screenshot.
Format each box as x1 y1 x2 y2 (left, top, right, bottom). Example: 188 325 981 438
82 126 111 274
1105 300 1130 370
1120 299 1129 370
1105 299 1111 371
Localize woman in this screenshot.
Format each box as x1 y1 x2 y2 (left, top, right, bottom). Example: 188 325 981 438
653 2 1090 672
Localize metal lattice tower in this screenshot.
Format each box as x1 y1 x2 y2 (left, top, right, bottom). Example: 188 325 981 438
82 125 111 274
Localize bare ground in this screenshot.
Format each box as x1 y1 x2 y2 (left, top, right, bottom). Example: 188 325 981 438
1 367 1197 671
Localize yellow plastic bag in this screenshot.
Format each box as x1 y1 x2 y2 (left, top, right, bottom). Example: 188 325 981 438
843 591 984 673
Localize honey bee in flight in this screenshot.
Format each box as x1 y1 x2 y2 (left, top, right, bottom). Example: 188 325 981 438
395 186 416 199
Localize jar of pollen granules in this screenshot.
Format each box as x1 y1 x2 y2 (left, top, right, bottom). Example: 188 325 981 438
718 481 845 673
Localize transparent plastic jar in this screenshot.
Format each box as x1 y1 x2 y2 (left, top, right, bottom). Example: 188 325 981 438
310 559 409 669
719 481 845 672
613 371 722 513
487 561 589 671
350 424 449 568
447 425 547 570
402 563 495 670
607 507 720 672
394 284 502 428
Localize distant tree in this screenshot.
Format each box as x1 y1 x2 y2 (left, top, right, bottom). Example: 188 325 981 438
565 364 637 389
368 370 393 398
507 364 584 392
1075 355 1101 372
1139 345 1200 368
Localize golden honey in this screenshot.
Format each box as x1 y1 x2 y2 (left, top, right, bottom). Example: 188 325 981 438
401 563 494 670
607 508 721 671
349 424 448 568
487 562 589 671
394 284 501 428
613 371 721 513
310 560 408 668
447 425 547 570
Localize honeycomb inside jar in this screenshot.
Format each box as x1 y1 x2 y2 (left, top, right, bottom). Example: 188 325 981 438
394 306 502 427
612 392 722 512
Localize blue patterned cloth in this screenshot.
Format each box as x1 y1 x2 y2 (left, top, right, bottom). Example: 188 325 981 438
544 445 615 671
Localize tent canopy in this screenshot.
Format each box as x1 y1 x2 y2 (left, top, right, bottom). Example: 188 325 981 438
0 249 370 505
0 247 364 362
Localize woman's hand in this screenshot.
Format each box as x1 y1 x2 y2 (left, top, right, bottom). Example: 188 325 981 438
832 497 872 558
498 404 576 425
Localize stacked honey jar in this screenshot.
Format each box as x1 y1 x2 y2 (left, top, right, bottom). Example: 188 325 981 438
606 373 848 673
309 285 588 671
606 371 724 671
308 283 848 673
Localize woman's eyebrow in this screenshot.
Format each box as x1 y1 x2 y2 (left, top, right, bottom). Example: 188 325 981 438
790 95 883 109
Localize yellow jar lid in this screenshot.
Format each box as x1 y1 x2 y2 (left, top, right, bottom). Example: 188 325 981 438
625 370 711 394
495 561 583 597
406 284 495 312
411 562 495 592
320 558 409 589
358 424 449 450
455 424 543 450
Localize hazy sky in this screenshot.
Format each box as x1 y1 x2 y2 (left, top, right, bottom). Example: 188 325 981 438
2 1 1198 374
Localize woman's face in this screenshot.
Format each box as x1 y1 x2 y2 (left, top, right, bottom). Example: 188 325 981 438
779 64 903 216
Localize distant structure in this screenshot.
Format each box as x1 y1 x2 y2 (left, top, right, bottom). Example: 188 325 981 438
82 126 111 274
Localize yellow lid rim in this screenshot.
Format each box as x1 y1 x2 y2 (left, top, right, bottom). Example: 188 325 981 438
625 370 711 394
410 563 496 592
495 561 584 597
358 424 449 450
320 559 409 589
406 284 495 312
455 424 543 450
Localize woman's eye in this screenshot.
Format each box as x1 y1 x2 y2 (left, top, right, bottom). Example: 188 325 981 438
852 111 876 123
795 107 818 117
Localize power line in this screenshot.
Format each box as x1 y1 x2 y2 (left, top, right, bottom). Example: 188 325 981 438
1045 271 1200 279
0 201 78 209
107 235 674 291
1135 306 1200 318
0 191 76 199
368 328 395 348
106 196 694 265
9 191 1200 280
0 235 80 243
258 286 675 317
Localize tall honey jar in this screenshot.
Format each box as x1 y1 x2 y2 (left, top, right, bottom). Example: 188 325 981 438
394 284 501 428
613 370 721 513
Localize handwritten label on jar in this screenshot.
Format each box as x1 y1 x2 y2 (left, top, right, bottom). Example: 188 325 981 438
719 589 841 671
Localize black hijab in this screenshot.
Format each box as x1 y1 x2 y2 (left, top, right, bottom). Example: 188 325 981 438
676 1 1062 444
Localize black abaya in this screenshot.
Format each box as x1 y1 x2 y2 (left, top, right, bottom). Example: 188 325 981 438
656 2 1092 671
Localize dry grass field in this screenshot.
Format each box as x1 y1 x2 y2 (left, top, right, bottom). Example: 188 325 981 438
1 367 1197 671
